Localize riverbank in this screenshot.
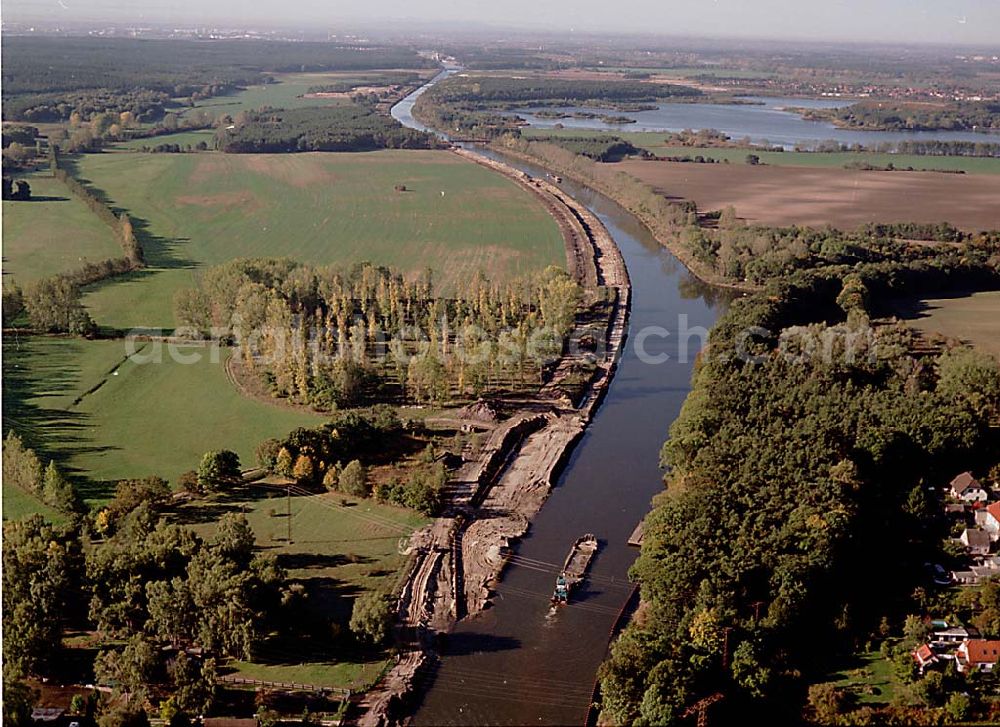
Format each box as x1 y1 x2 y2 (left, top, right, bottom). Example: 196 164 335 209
489 138 759 293
353 148 630 726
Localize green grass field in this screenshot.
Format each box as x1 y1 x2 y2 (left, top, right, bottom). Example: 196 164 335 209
894 290 1000 357
73 150 564 330
2 480 65 523
178 70 433 122
3 337 323 507
1 172 124 283
520 128 1000 175
180 485 429 689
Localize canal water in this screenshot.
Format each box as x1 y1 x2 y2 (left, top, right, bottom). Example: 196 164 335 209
392 80 731 724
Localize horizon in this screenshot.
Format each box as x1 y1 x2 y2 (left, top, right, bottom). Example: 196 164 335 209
3 0 1000 47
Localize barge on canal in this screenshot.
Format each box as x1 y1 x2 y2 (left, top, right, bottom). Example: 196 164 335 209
551 534 598 605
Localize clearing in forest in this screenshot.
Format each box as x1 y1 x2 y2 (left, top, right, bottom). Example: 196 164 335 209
892 290 1000 357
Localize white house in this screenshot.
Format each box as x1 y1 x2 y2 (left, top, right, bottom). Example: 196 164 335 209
950 472 989 503
933 626 974 644
982 502 1000 541
956 639 1000 673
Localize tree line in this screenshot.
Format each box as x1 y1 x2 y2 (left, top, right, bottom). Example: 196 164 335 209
52 151 144 267
424 75 701 105
214 104 439 153
596 217 1000 724
174 258 582 408
2 149 146 332
804 100 1000 133
527 135 639 162
414 75 700 139
791 138 1000 158
2 35 433 123
2 432 81 514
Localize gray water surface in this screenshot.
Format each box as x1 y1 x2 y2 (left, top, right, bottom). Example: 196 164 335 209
514 100 996 149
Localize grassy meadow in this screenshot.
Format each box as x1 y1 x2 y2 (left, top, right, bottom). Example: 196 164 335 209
73 150 564 330
177 69 434 122
2 480 65 523
2 337 323 507
893 290 1000 357
520 128 1000 174
1 172 123 283
180 486 429 689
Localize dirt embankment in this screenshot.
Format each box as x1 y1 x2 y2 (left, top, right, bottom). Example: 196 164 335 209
353 150 630 727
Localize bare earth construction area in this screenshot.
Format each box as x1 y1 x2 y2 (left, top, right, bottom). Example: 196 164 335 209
616 160 1000 231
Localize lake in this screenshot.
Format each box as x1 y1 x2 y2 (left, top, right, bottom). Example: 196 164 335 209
513 96 997 149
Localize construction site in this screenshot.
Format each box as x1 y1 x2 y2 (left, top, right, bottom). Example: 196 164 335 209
354 148 631 727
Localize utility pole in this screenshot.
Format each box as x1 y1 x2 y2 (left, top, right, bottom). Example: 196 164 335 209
287 485 292 544
681 692 723 727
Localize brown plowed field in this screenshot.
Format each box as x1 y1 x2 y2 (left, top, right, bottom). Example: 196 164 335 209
616 160 1000 231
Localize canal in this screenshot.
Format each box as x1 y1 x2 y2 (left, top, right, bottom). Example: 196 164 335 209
392 78 732 725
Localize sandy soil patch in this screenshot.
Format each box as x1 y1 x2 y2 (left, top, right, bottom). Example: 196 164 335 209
304 85 396 99
241 154 340 188
175 190 258 209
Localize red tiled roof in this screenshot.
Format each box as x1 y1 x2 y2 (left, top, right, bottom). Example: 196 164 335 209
965 640 1000 664
987 502 1000 524
913 644 935 663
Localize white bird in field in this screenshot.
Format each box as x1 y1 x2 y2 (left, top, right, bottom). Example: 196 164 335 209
440 191 445 197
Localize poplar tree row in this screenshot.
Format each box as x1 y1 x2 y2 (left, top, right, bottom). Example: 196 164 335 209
175 258 582 408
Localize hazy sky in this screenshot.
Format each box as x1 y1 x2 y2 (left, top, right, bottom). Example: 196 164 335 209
5 0 1000 45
